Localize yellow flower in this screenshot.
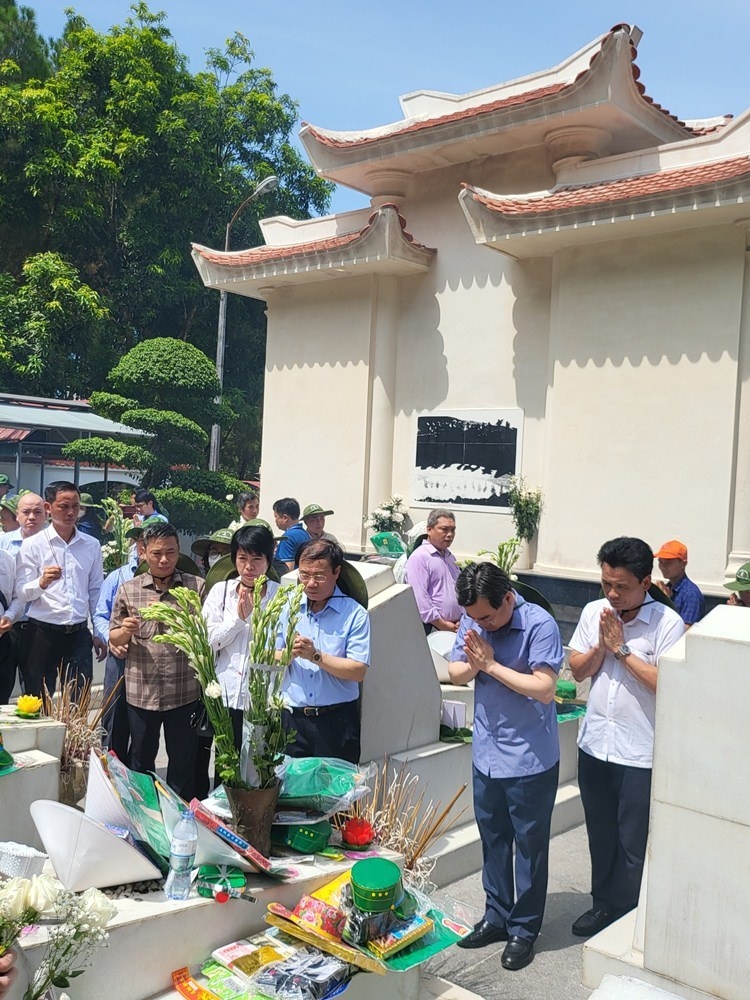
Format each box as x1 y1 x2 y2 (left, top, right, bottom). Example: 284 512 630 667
17 694 42 715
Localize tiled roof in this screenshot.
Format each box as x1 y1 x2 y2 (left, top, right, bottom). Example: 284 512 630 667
464 156 750 217
192 204 433 267
304 24 693 150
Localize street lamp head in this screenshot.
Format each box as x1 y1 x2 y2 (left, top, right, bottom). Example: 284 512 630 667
252 174 279 200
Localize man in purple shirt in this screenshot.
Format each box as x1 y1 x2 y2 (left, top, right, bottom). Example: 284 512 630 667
449 562 562 971
404 509 461 633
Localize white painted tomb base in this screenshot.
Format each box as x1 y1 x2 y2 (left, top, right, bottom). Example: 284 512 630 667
589 973 685 999
584 607 750 1000
0 710 65 850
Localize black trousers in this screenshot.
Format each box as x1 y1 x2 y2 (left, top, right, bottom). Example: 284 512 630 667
282 700 360 764
578 748 652 915
0 631 15 703
473 761 559 942
102 654 131 766
22 621 93 698
127 700 200 802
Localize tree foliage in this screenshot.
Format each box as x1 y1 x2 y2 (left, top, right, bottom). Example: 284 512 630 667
0 2 332 476
62 336 219 488
0 0 52 82
0 251 112 396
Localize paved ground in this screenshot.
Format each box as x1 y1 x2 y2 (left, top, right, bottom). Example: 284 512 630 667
425 824 592 1000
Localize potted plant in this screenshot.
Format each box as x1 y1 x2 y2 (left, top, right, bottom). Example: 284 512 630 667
142 577 303 855
505 476 543 569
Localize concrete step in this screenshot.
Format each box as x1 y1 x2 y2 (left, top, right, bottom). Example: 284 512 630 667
0 749 60 851
420 972 485 1000
0 707 65 757
388 741 473 834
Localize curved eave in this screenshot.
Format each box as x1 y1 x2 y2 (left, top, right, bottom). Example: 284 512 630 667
300 26 692 192
459 164 750 258
191 205 436 300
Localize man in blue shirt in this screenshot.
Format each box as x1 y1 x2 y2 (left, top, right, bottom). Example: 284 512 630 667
273 498 311 569
449 562 562 971
654 539 704 626
278 539 369 763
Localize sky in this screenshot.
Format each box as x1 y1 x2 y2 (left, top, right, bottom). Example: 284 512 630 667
31 0 750 217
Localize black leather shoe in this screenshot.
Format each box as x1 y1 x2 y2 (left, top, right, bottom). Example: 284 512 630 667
571 907 615 937
456 918 508 949
501 935 534 970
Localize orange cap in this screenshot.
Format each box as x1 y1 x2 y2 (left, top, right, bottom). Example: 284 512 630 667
654 540 687 561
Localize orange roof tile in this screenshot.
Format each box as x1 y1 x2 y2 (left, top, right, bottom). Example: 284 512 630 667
465 156 750 217
304 24 694 151
192 204 434 267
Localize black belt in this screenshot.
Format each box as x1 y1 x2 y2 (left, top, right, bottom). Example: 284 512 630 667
289 701 351 718
31 619 88 634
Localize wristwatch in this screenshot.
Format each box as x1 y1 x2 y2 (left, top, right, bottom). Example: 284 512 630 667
614 643 631 661
312 649 322 663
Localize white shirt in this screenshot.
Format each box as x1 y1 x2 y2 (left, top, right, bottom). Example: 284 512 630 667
0 548 23 622
202 578 279 710
0 528 22 553
16 524 104 625
569 597 685 768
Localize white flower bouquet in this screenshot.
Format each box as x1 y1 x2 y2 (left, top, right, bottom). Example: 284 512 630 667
0 874 116 999
364 495 409 536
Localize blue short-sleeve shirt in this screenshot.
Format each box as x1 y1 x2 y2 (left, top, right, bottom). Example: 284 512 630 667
276 523 311 564
451 594 563 779
278 585 370 708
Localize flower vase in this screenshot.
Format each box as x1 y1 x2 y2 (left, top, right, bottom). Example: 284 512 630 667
58 760 87 808
515 537 538 571
224 781 280 858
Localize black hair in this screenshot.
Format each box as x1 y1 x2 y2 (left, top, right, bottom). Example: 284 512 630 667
143 521 178 546
44 480 79 503
133 488 166 515
272 497 300 520
597 537 653 582
296 538 344 572
231 524 275 566
456 561 513 609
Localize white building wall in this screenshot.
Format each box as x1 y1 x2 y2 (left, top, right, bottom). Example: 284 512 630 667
539 225 744 587
258 162 746 588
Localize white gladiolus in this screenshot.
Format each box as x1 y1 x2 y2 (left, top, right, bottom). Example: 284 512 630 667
204 680 222 699
226 493 234 501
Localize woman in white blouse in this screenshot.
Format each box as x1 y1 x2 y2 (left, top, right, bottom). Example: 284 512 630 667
202 524 278 749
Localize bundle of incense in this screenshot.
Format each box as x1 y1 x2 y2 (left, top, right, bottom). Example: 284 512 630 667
189 798 278 876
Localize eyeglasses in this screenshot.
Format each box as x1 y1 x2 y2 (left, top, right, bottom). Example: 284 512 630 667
298 570 330 583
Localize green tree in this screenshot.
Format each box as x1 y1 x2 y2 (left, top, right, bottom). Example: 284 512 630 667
0 0 51 82
63 338 220 489
0 251 113 396
0 3 332 472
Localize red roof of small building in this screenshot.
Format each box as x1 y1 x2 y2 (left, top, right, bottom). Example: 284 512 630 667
464 156 750 217
304 24 696 151
192 204 433 267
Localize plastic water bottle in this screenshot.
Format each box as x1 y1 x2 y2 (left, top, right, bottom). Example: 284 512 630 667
164 810 198 900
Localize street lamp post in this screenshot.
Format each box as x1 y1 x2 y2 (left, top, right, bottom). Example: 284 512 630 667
209 174 279 472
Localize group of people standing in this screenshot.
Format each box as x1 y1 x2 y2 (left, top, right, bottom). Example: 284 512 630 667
3 480 750 979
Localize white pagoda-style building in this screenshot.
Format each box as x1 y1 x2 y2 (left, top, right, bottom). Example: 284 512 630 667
193 24 750 596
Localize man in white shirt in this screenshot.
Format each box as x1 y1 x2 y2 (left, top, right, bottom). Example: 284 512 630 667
0 547 21 703
16 481 106 697
0 492 47 699
568 536 684 937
